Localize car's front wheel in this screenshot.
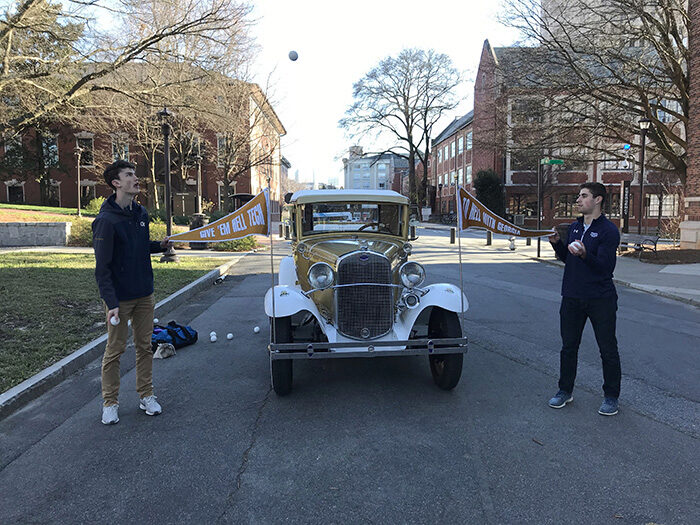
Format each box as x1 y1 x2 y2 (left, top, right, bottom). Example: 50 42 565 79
427 308 464 390
269 316 293 396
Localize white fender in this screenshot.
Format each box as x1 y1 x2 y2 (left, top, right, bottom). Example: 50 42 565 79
278 256 298 286
265 284 322 319
399 283 469 334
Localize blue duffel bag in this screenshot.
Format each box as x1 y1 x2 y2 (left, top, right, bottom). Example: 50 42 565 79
151 321 198 351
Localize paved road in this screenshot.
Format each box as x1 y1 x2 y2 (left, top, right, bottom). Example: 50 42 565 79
1 229 698 524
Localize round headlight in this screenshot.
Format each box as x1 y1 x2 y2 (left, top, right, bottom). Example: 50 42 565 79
308 262 335 290
400 261 425 288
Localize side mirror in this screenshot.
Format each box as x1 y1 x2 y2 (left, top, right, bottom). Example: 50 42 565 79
409 225 418 241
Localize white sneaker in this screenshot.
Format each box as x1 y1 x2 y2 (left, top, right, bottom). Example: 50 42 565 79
139 395 162 416
102 405 119 425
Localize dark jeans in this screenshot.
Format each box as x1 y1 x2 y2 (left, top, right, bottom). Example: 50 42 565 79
559 296 621 398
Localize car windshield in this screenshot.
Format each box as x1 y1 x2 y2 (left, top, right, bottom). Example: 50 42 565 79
301 202 402 235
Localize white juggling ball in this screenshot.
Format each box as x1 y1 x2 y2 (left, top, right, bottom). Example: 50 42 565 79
253 326 260 333
227 333 233 340
110 317 120 326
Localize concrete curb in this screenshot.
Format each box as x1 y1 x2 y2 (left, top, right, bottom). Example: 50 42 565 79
0 253 247 420
518 253 700 308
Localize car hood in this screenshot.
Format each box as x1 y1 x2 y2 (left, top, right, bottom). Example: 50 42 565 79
297 237 404 267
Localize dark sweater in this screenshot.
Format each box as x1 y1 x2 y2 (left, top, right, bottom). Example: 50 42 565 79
92 195 165 309
551 215 620 299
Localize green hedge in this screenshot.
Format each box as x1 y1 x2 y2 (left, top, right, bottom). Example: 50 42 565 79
210 236 257 252
67 218 94 247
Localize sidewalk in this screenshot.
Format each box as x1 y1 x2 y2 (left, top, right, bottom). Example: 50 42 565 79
421 222 700 307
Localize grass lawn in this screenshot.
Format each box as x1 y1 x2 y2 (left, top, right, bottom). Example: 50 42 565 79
0 252 229 393
0 203 97 217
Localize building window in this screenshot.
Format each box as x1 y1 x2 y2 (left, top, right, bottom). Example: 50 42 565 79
466 131 472 150
112 139 129 162
510 149 539 171
42 135 59 168
47 180 60 207
646 193 679 218
458 137 464 154
450 171 455 185
5 180 25 203
443 145 448 160
217 135 226 168
76 137 94 166
509 195 537 217
450 141 455 158
437 149 442 162
466 165 472 184
556 194 578 217
457 168 463 185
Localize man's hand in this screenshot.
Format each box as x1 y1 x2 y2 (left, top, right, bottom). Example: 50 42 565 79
107 307 120 326
160 237 173 250
548 232 560 244
568 240 587 258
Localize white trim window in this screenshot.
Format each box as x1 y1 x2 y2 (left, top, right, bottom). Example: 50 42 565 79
458 137 464 154
76 137 94 167
466 131 473 151
457 168 463 185
466 165 472 184
4 179 25 203
450 141 455 158
42 135 59 168
112 138 129 161
217 134 227 168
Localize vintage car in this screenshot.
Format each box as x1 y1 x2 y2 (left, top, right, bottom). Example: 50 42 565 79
264 189 468 395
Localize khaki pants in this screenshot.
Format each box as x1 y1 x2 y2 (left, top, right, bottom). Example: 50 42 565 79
102 294 155 406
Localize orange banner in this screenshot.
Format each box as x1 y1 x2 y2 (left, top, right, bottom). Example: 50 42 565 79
168 189 270 242
457 187 553 238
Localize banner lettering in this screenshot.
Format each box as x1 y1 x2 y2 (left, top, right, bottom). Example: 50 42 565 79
168 189 270 242
457 187 553 238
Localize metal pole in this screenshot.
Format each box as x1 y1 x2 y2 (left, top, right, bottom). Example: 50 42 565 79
160 108 179 262
537 159 542 257
638 129 647 234
268 177 276 346
75 151 81 217
455 181 465 327
163 123 172 238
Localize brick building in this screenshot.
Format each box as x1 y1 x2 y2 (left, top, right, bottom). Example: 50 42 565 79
431 112 474 217
471 39 682 232
1 83 285 216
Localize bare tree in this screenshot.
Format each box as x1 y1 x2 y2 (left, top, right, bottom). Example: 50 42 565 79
340 48 461 205
499 0 688 184
0 0 253 136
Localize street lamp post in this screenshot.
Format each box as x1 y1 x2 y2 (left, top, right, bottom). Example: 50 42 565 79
537 157 564 257
194 154 202 215
638 118 651 234
73 146 83 217
158 107 179 263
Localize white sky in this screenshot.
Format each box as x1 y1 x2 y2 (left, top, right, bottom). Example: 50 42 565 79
250 0 521 186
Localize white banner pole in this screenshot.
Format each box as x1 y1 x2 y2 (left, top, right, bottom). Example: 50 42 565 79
456 183 465 327
267 181 276 346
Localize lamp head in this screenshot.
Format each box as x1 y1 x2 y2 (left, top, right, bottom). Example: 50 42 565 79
638 118 651 131
157 107 172 123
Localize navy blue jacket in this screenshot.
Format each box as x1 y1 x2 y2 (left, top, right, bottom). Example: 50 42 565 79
92 195 165 309
551 215 620 299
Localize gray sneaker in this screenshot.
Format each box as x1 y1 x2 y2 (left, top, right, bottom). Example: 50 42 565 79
598 397 619 416
139 395 162 416
101 404 119 425
548 390 573 409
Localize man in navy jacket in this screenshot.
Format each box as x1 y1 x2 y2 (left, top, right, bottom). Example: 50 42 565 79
92 160 171 425
547 182 622 416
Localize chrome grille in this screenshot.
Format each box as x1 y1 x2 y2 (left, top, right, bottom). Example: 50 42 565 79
336 252 393 339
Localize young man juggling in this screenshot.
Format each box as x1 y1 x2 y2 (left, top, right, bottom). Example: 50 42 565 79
92 160 172 425
547 182 622 416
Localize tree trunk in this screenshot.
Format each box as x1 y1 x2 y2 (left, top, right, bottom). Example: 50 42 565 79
408 147 417 205
148 152 159 211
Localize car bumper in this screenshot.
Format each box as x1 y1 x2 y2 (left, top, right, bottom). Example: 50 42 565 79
269 337 468 360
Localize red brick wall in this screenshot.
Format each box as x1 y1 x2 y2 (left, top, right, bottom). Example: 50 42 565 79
473 41 503 178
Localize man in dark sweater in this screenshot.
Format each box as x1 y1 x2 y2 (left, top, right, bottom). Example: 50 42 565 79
547 182 622 416
92 160 171 425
